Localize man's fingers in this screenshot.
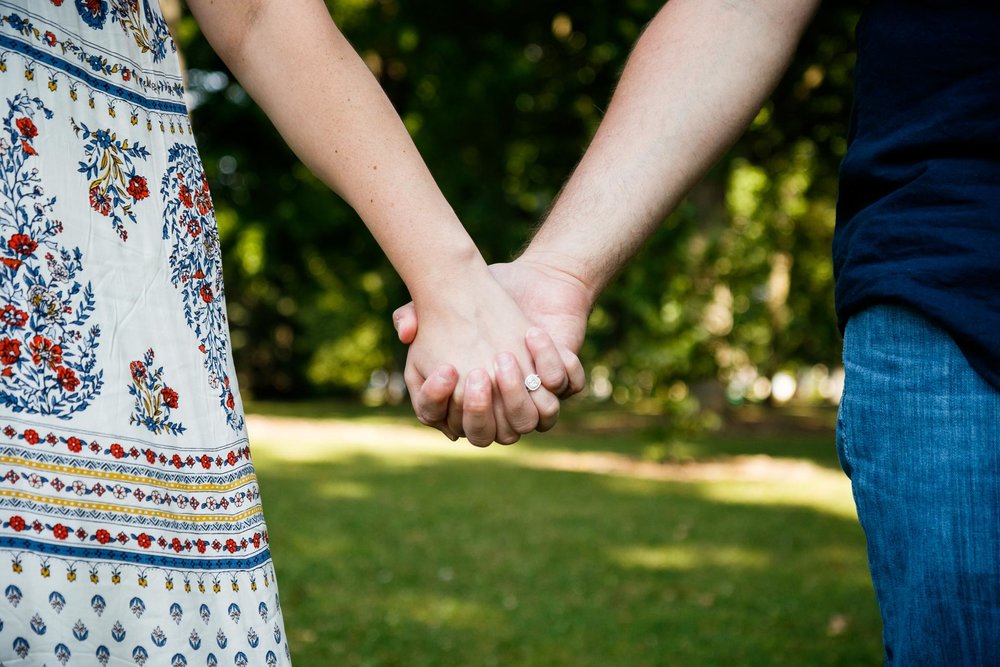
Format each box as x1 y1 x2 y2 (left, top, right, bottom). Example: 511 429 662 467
462 369 497 447
392 302 418 344
494 352 539 435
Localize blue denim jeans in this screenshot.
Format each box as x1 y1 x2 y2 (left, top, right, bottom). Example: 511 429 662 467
837 305 1000 665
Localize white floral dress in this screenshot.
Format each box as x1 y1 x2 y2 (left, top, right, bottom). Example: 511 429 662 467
0 1 289 665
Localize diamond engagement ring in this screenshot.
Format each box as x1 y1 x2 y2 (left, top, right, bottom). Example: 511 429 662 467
524 374 542 392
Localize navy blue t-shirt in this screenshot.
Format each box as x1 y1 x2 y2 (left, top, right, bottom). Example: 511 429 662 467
834 0 1000 389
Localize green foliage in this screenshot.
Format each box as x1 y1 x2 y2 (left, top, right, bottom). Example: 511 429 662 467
178 1 864 402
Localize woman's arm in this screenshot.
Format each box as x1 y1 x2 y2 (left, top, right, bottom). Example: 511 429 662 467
186 0 574 444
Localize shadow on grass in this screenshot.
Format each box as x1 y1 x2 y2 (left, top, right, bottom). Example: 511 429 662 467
256 452 880 667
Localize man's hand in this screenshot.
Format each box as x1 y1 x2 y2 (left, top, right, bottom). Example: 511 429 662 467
394 257 591 443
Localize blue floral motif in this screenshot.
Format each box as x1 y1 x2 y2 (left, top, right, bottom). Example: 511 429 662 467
76 0 109 29
0 92 104 417
54 642 72 666
13 636 30 658
160 144 243 432
127 348 185 435
73 619 89 641
110 0 175 63
74 119 151 241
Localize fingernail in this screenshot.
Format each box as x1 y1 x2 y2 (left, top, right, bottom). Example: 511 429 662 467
497 353 515 370
391 315 400 332
526 327 543 340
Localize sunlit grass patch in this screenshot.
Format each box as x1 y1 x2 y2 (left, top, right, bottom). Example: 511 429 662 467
248 404 881 666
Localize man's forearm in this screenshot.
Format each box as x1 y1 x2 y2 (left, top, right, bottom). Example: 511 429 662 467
521 0 820 305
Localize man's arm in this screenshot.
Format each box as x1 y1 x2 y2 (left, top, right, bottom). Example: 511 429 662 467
521 0 821 302
397 0 821 441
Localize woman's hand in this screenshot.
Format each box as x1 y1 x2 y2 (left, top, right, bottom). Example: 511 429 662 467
404 265 573 446
396 257 591 444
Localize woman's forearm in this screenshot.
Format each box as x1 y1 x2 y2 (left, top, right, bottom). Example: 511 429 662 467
186 0 485 303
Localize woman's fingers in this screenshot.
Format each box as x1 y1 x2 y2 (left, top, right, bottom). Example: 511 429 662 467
462 369 497 447
558 346 587 398
524 327 570 394
494 352 540 435
524 326 586 399
409 364 460 440
392 302 418 344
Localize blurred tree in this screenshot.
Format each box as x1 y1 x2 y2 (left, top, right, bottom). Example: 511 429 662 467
176 0 863 410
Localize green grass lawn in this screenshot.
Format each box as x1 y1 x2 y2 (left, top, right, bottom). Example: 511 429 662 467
246 401 882 666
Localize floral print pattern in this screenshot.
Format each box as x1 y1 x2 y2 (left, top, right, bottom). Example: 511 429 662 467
128 348 185 435
0 92 104 418
161 144 244 432
74 119 150 241
0 2 288 664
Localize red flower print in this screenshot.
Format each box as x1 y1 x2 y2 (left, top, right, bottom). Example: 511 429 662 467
46 433 57 444
89 186 112 216
194 188 212 215
43 31 57 47
126 175 149 200
76 527 87 540
136 532 152 548
171 537 183 552
144 448 156 464
0 338 20 365
23 429 38 445
226 451 237 466
199 284 214 303
161 387 179 409
50 0 64 5
1 305 28 328
20 140 37 156
196 539 207 553
66 437 83 453
109 443 125 458
200 455 212 469
226 392 235 410
15 117 37 139
225 539 238 553
52 523 69 540
7 234 37 256
171 454 183 468
8 515 25 531
29 335 62 368
252 533 261 549
121 68 131 82
56 366 79 392
130 360 146 380
186 218 201 237
95 529 112 544
0 258 22 272
178 184 193 208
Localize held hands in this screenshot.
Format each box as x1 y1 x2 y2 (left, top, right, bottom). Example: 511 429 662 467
395 258 592 446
